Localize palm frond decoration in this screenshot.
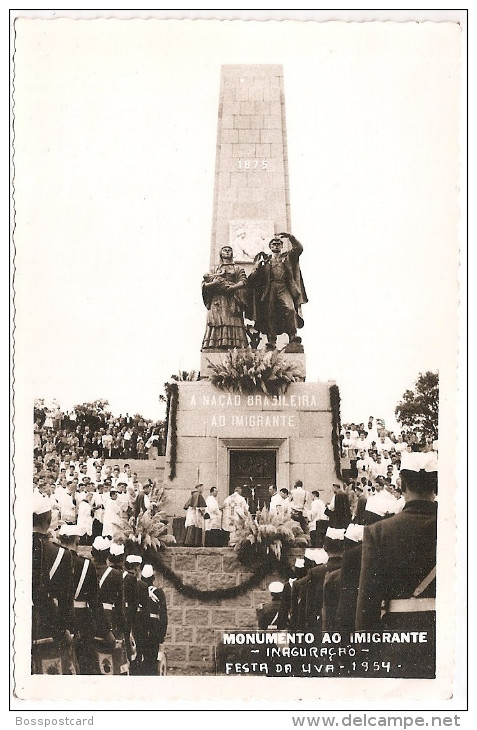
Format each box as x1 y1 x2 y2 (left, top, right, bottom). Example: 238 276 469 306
115 489 176 554
208 348 304 396
133 509 176 551
233 506 309 567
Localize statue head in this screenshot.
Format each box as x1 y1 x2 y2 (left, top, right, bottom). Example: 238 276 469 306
219 245 234 262
269 237 284 253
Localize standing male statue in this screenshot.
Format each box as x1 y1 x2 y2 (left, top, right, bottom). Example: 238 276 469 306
247 232 307 351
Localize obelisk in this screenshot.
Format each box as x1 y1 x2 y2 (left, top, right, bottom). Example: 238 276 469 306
210 65 291 272
165 65 338 522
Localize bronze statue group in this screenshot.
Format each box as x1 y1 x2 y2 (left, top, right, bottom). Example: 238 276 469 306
201 231 307 352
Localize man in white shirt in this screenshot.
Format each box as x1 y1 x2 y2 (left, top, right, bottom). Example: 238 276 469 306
356 450 374 478
86 450 101 479
102 486 123 537
356 432 371 452
57 481 78 524
123 429 132 457
375 432 394 454
270 488 291 520
369 454 387 479
394 434 408 453
341 431 357 458
65 463 78 483
102 431 113 458
364 480 397 524
117 463 134 488
115 481 130 516
308 490 328 547
205 487 223 547
289 480 308 532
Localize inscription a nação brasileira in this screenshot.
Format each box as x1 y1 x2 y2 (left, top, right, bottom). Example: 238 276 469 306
189 393 319 408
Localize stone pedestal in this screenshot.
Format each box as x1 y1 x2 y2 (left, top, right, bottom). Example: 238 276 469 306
164 379 339 516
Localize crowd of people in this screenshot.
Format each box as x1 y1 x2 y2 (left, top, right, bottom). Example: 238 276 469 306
34 404 166 463
31 406 438 677
33 454 165 544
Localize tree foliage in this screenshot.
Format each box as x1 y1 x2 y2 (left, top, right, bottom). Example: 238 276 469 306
395 371 439 441
73 399 112 430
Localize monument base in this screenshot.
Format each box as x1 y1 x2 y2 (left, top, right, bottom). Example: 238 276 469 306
163 378 340 517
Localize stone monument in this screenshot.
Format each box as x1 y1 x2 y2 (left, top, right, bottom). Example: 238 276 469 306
164 65 341 517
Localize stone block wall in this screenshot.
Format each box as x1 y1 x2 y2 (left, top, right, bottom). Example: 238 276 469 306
156 547 299 674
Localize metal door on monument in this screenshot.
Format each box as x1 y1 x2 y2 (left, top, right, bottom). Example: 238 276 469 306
229 450 277 514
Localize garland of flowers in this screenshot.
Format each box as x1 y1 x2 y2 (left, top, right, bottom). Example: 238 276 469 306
208 348 304 396
164 382 179 480
329 383 342 480
152 552 281 602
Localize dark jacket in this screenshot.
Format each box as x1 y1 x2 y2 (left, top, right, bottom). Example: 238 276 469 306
123 569 139 631
146 585 168 644
247 235 307 333
356 500 437 630
70 551 102 638
306 556 343 633
95 564 127 637
32 532 74 642
336 543 363 633
256 596 283 630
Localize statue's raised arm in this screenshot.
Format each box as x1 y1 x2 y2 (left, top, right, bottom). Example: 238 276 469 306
247 232 307 351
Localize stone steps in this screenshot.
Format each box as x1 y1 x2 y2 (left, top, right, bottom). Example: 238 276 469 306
103 457 166 485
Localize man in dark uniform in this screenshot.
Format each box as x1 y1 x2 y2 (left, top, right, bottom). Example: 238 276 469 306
91 537 129 674
305 538 344 635
32 494 76 674
323 523 363 632
256 582 284 630
141 564 168 675
122 554 140 665
289 548 328 632
132 557 149 675
355 453 437 677
55 523 103 674
277 558 307 629
247 232 307 350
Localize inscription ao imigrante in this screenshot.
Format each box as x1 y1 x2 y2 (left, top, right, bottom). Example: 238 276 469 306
188 393 320 428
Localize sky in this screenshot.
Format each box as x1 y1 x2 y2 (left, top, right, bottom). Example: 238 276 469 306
13 15 462 432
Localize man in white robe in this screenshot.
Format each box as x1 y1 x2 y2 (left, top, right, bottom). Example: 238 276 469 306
205 487 223 547
222 486 249 545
